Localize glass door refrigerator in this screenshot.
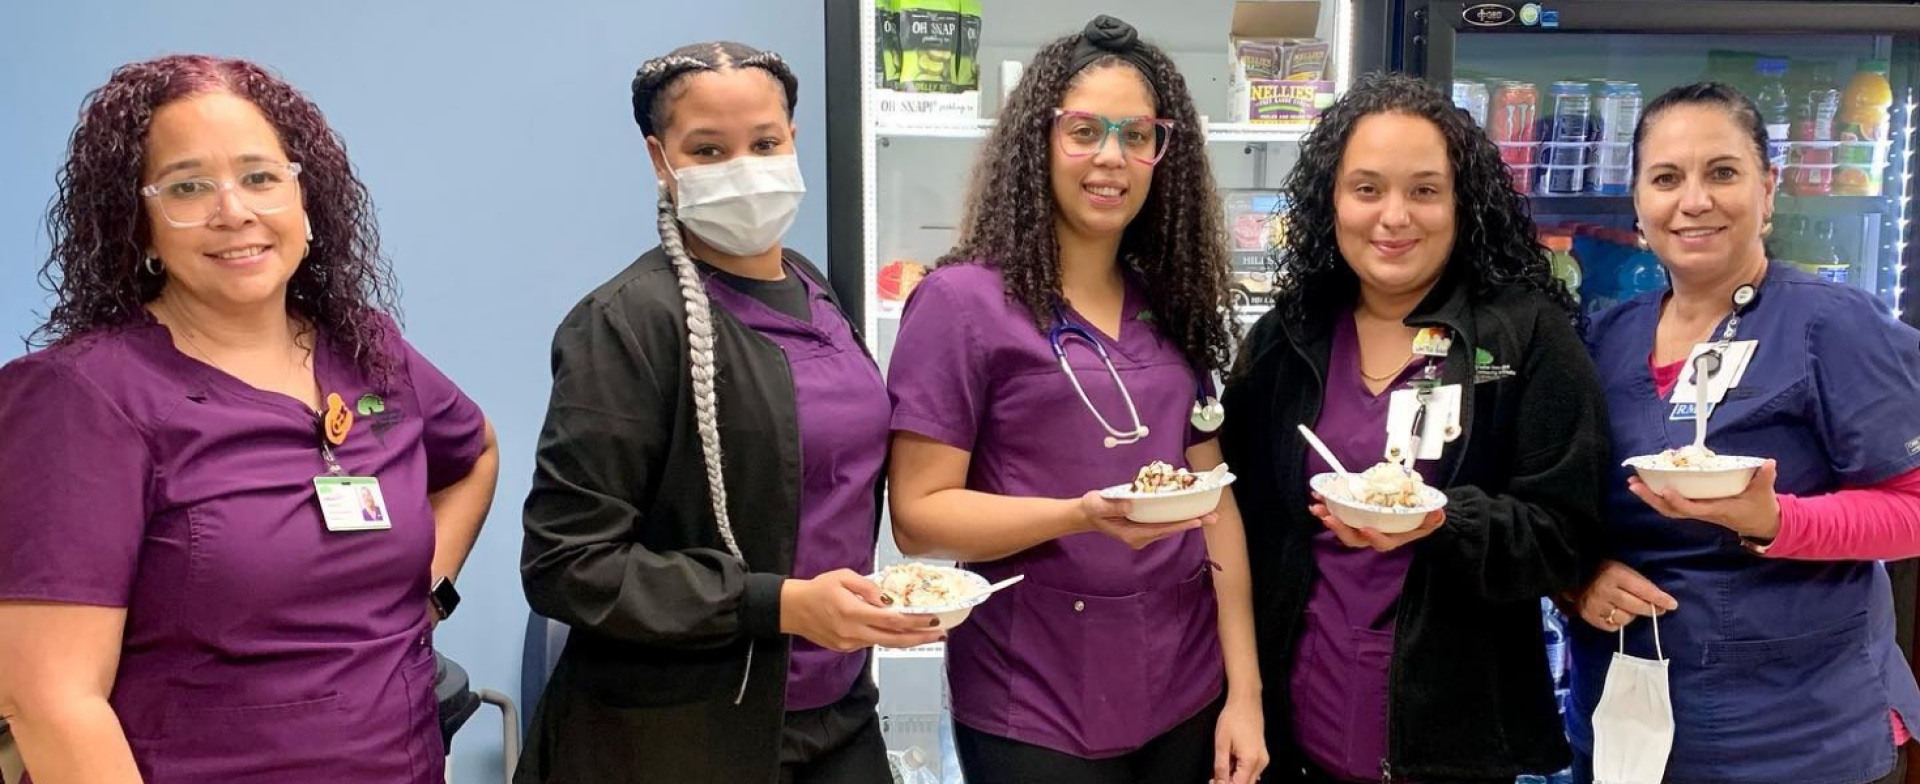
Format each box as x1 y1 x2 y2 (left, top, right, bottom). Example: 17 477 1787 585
822 0 1360 779
1388 4 1920 782
1397 0 1920 320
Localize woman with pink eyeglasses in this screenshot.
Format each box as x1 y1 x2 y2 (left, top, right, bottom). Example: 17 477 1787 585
885 15 1266 784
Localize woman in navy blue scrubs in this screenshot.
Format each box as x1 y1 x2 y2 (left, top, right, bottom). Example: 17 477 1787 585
1567 82 1920 783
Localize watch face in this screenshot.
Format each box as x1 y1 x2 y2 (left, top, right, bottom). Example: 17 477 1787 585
431 578 461 618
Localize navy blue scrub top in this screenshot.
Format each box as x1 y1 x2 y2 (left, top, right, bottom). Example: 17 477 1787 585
1570 264 1920 784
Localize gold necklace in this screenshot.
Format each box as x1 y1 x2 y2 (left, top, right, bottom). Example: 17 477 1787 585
1358 352 1415 383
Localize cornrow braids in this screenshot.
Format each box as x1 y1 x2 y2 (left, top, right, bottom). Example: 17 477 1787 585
631 42 800 138
942 27 1236 376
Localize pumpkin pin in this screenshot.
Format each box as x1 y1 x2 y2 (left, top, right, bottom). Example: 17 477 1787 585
323 392 354 445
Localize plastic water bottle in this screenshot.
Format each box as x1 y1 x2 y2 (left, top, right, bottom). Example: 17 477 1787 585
1615 242 1667 300
1754 58 1791 165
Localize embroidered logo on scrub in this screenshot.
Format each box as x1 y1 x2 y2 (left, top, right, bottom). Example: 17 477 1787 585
1474 347 1517 384
1907 436 1920 457
357 392 407 444
323 393 354 445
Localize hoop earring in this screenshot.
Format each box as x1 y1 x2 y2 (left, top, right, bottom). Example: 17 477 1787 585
1761 220 1774 238
1635 233 1650 251
143 256 164 276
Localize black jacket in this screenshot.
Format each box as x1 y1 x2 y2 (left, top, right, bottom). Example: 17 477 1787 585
516 247 879 784
1220 270 1609 781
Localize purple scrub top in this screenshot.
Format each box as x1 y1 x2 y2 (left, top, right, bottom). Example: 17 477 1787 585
887 263 1223 759
1291 314 1445 781
0 313 486 784
704 265 889 712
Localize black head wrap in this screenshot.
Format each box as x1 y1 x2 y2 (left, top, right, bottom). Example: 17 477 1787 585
1066 15 1163 103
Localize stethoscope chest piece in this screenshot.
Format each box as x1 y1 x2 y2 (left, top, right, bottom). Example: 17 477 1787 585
1190 396 1225 432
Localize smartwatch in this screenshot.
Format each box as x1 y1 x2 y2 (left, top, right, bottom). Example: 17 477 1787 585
430 576 462 620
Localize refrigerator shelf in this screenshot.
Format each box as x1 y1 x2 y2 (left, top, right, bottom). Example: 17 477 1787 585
1529 194 1895 216
875 117 1311 144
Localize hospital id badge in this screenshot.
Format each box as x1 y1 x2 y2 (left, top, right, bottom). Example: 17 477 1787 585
1385 383 1462 462
314 476 392 532
1668 340 1757 421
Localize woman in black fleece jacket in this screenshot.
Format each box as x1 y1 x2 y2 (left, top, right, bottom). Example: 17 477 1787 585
1219 72 1609 783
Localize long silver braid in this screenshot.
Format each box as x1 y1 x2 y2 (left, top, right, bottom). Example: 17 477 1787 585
659 180 759 705
657 182 744 564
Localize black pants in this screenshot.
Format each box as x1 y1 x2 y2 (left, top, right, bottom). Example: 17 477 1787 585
779 676 891 784
1273 757 1511 784
953 696 1224 784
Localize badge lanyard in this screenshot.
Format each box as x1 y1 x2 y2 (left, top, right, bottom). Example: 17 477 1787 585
1695 284 1757 387
1403 327 1449 465
311 395 391 532
1674 283 1759 422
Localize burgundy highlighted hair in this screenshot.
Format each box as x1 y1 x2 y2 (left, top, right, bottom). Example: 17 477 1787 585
33 54 397 375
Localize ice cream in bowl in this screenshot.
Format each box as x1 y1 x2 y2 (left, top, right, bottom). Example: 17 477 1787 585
1622 445 1766 500
1098 460 1238 524
1310 462 1448 534
869 563 995 630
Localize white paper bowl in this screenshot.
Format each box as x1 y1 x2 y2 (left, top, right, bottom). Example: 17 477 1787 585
1098 472 1238 524
1622 454 1766 500
1310 472 1448 534
869 567 993 630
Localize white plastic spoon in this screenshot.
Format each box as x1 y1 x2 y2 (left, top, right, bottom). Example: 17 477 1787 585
980 574 1025 598
1297 424 1361 497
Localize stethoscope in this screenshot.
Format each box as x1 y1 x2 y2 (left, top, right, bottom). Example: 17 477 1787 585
1049 305 1224 448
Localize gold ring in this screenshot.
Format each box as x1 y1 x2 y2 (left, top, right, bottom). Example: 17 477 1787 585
1604 607 1618 625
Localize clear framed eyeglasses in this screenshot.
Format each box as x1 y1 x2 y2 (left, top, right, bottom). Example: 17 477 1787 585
138 162 304 227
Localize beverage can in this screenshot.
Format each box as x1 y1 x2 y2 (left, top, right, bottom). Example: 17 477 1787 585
1590 82 1640 195
1453 79 1490 130
1490 81 1539 194
1543 81 1592 195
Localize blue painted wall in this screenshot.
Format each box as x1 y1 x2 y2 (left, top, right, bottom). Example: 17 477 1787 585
0 2 828 781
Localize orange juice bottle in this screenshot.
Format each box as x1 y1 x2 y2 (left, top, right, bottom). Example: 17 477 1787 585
1833 58 1892 196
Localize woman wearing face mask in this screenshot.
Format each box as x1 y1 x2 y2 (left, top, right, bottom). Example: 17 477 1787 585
887 17 1268 784
1566 83 1920 784
517 42 941 784
1219 72 1608 784
0 54 499 784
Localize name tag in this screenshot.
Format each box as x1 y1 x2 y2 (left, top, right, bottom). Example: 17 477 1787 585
315 476 391 532
1669 340 1758 421
1385 383 1463 462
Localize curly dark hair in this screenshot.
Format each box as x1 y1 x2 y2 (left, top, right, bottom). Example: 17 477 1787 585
31 54 398 375
1272 71 1579 330
940 24 1236 375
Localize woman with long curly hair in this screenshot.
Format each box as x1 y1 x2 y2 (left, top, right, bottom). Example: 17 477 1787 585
887 15 1266 784
1218 71 1608 783
0 55 498 783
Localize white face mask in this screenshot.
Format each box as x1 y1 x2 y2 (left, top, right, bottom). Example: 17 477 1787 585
663 153 805 257
1591 607 1674 784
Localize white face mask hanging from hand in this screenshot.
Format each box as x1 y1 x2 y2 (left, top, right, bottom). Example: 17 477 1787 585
1591 604 1674 784
665 153 806 257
